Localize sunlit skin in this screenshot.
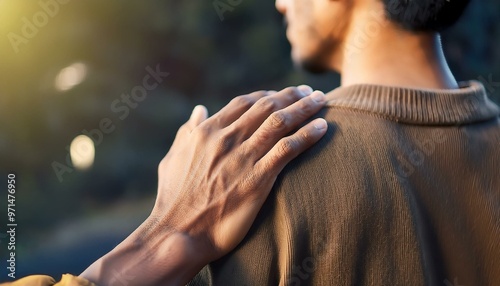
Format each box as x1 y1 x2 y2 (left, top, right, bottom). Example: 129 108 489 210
80 87 328 286
275 0 459 89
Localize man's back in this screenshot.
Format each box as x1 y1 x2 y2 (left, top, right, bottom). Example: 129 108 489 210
189 81 500 285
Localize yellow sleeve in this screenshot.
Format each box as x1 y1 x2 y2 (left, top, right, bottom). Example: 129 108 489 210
0 274 96 286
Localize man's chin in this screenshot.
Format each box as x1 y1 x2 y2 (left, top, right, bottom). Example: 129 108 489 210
290 38 338 74
292 56 329 74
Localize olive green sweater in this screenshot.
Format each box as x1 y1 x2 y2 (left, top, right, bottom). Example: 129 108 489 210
189 81 500 285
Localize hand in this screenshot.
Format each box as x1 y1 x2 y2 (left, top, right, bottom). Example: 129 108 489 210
80 86 328 286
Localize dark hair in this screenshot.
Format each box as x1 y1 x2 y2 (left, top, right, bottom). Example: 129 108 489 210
382 0 471 32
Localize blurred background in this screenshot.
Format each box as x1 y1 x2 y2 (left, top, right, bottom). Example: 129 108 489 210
0 0 499 280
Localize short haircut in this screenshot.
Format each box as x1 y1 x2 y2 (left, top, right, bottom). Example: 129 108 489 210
382 0 471 32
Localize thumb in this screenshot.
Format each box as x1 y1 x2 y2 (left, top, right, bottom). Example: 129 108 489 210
190 105 209 127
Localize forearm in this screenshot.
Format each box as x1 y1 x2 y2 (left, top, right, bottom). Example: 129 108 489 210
80 221 209 286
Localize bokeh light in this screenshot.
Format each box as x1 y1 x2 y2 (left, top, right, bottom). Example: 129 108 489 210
69 135 95 170
54 62 87 92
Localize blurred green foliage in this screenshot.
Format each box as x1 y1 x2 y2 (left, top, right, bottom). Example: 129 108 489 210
0 0 498 279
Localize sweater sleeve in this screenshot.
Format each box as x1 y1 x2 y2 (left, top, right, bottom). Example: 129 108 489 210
0 274 96 286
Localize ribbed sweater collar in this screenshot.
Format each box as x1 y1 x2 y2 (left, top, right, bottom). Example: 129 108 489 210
325 81 500 125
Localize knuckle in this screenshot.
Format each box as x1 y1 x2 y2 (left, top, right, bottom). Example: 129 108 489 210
298 97 315 113
231 95 253 108
193 125 210 140
283 86 303 99
241 143 256 160
277 138 296 157
241 172 257 190
177 123 191 134
215 132 234 154
299 129 312 143
256 97 276 112
255 129 273 144
248 90 268 99
269 111 289 129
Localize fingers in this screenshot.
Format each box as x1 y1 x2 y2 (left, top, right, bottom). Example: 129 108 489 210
255 118 328 182
244 90 326 158
208 91 269 128
228 85 314 141
181 105 209 134
190 105 209 126
172 105 209 144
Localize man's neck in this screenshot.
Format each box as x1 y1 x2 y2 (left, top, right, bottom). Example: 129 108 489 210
338 7 458 90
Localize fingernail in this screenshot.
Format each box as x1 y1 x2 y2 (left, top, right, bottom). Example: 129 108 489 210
314 119 327 130
297 85 313 96
310 91 325 103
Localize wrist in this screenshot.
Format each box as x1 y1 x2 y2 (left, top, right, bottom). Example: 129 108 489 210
81 217 210 286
